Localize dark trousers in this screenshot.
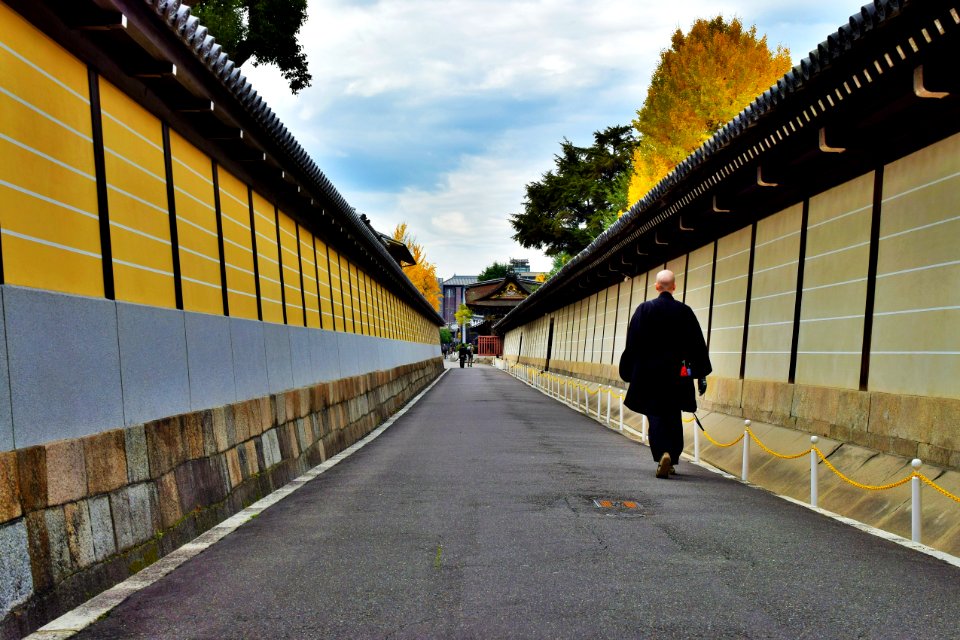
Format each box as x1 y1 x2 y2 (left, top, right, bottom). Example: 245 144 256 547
647 413 683 465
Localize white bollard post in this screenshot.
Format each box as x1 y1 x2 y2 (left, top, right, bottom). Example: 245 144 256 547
597 387 602 419
618 394 624 432
693 416 701 464
810 436 819 508
576 384 581 411
911 458 922 543
741 419 751 482
641 415 648 444
605 388 611 426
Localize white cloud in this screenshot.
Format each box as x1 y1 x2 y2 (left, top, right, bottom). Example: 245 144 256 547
351 133 555 276
240 0 871 279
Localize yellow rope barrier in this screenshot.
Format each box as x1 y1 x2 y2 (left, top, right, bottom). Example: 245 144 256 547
746 428 811 460
700 429 745 448
812 446 914 491
917 473 960 504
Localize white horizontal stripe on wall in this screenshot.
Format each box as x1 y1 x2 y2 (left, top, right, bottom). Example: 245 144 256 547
112 259 173 278
172 157 213 185
1 229 101 259
0 86 92 142
0 40 91 103
805 240 871 262
109 221 171 246
880 214 960 242
104 147 166 184
173 189 217 219
226 288 257 299
882 168 960 204
0 179 98 221
806 203 871 231
178 245 221 265
106 184 168 216
0 132 95 180
180 275 221 290
101 110 164 153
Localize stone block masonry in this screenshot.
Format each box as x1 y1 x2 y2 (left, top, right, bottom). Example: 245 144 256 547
0 357 442 640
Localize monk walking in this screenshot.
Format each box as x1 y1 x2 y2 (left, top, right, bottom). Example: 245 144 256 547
619 270 711 478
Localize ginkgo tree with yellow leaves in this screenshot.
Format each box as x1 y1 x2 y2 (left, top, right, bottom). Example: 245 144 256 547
393 223 441 312
628 16 792 204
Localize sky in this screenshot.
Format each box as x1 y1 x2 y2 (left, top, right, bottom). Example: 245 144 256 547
241 0 864 279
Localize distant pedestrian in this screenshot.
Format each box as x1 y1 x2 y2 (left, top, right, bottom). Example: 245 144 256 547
619 270 711 479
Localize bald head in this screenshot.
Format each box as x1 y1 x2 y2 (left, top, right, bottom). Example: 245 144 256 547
655 270 676 293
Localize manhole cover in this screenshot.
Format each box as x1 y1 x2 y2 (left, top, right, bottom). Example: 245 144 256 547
592 498 645 516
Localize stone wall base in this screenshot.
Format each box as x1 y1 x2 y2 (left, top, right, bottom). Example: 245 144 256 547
698 376 960 470
510 360 960 471
0 358 442 639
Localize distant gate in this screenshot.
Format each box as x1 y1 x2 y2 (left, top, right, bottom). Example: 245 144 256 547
477 336 502 356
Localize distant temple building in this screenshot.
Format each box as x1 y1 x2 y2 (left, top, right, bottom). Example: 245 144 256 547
440 275 478 325
466 272 541 354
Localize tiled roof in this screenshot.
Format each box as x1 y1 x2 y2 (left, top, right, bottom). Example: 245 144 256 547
443 275 479 286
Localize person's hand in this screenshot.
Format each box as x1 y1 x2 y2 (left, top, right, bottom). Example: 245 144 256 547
698 378 707 396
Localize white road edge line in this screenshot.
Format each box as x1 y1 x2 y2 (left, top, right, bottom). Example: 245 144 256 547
505 366 960 570
27 369 449 639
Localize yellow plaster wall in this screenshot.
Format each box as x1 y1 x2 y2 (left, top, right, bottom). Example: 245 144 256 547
581 294 595 364
298 226 321 329
645 266 660 301
590 289 605 364
599 285 618 365
666 255 686 302
611 279 633 366
631 272 646 306
250 192 282 323
374 282 385 338
796 172 873 389
339 255 355 333
358 270 371 335
710 227 752 377
0 1 439 346
686 245 713 342
99 81 175 308
871 133 960 399
327 246 345 332
169 131 222 315
315 237 335 331
745 204 802 381
564 302 577 368
350 264 364 335
218 170 258 320
278 211 303 327
0 4 102 297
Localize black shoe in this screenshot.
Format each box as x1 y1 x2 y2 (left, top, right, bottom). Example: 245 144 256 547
656 452 672 479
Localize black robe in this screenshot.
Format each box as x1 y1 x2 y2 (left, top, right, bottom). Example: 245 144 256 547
618 291 712 416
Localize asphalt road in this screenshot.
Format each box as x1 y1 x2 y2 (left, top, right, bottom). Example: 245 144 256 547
77 365 960 639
